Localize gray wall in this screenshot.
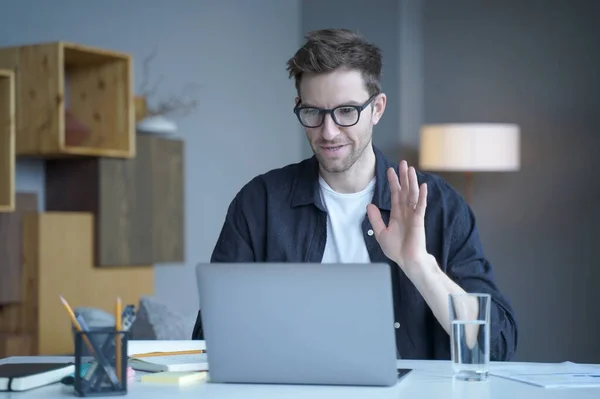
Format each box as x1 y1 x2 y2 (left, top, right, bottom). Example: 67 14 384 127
423 0 600 363
0 0 303 316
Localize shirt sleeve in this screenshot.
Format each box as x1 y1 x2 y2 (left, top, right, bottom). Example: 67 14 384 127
443 193 519 361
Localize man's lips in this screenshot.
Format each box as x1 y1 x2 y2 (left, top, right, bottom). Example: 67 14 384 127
319 144 348 157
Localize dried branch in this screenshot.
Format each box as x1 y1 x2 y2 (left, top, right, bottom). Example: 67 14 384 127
149 83 200 118
137 47 199 118
137 46 162 99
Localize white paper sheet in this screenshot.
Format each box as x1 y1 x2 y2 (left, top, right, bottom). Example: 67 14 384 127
491 362 600 388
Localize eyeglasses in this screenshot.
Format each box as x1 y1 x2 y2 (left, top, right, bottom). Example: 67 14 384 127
293 94 378 128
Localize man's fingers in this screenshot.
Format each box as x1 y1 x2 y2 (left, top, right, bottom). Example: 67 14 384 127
387 167 401 213
399 161 409 205
408 166 420 205
414 183 428 217
366 204 386 238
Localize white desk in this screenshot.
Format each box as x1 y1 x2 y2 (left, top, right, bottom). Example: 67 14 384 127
2 356 600 399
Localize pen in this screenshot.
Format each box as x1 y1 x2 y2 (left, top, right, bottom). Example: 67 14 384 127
121 309 137 332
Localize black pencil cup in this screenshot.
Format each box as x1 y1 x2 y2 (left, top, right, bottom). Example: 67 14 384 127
73 328 129 397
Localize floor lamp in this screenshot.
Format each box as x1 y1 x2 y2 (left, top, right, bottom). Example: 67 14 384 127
418 123 520 204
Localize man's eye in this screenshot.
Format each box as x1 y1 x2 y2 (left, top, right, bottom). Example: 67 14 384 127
338 107 354 114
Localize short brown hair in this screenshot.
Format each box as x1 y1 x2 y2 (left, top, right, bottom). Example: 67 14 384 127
286 29 382 98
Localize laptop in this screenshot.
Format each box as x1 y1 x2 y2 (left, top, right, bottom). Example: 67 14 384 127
195 262 399 387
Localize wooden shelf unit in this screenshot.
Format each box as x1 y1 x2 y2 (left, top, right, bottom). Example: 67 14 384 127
45 134 185 267
0 41 135 159
0 69 15 212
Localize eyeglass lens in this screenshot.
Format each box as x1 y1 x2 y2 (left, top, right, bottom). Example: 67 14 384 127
298 106 359 127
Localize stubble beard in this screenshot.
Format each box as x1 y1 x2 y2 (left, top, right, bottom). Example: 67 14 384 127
313 135 371 174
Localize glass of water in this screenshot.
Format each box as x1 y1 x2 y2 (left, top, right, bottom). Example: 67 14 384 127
449 293 491 381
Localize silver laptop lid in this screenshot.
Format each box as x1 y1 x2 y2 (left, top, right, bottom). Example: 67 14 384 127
196 262 399 387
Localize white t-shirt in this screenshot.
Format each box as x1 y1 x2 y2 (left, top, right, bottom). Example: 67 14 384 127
319 176 375 264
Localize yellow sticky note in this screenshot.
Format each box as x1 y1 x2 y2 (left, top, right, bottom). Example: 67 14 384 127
140 371 208 385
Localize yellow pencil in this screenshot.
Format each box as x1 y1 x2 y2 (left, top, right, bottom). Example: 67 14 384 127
59 295 95 355
115 297 122 383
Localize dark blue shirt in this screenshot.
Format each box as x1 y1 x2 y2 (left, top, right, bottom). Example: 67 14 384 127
192 146 518 361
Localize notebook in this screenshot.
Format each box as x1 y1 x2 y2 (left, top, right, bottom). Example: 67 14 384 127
141 371 208 385
128 353 209 372
0 363 75 392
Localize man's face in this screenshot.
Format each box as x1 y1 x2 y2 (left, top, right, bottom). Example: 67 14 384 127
296 69 386 174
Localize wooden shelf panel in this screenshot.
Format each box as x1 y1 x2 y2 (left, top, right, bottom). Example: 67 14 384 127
0 69 14 212
0 333 32 357
45 134 185 266
149 136 185 262
0 42 134 159
0 302 22 334
0 193 38 304
22 212 154 355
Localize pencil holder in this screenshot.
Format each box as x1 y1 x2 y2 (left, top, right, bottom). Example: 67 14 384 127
73 328 129 397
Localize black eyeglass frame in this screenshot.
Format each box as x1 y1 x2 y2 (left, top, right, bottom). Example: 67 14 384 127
293 94 379 128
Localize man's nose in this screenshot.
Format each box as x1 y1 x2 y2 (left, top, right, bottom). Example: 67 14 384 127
320 113 340 141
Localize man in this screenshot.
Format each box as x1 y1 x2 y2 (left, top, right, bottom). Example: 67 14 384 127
192 28 518 360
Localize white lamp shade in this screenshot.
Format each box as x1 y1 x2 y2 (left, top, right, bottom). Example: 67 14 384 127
419 123 520 172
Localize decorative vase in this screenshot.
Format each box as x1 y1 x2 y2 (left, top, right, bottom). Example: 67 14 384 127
136 114 177 135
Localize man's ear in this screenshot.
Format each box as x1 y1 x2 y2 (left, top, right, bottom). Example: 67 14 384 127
294 96 301 106
371 93 387 125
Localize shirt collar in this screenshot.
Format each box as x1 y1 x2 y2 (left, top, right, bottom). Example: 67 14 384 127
290 145 394 211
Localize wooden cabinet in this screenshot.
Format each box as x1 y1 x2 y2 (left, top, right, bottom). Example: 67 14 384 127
0 41 134 158
45 134 185 267
0 41 183 356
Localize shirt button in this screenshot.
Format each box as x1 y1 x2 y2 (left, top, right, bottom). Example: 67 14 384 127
367 229 374 236
394 322 400 329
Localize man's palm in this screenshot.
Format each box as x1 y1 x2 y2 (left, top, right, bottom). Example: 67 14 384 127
367 162 428 269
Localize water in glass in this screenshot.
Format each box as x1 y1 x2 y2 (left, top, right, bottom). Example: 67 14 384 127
451 319 489 381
